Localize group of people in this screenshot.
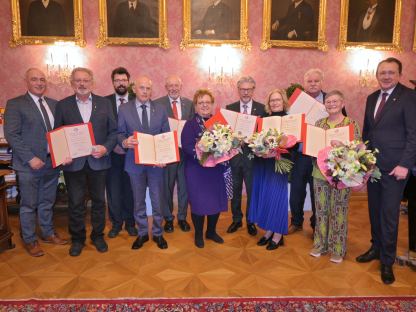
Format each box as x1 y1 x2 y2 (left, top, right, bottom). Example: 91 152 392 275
4 57 416 286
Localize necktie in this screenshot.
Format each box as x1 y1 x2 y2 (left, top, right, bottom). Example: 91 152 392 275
172 100 179 119
141 104 149 131
129 3 134 11
38 98 52 131
374 92 388 121
243 104 248 114
118 98 125 112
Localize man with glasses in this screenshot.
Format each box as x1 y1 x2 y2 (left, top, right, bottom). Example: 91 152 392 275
105 67 137 238
226 76 265 236
4 68 67 257
54 67 117 257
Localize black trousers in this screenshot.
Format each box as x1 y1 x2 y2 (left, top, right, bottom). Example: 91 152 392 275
191 212 220 240
64 163 107 244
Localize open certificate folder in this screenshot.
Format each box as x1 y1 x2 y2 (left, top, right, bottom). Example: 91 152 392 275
47 122 95 168
288 88 328 125
303 124 354 157
168 118 187 148
257 113 305 142
134 131 180 165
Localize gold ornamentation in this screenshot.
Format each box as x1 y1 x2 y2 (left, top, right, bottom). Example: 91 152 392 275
338 0 402 51
180 0 251 50
261 0 328 51
97 0 169 48
9 0 85 47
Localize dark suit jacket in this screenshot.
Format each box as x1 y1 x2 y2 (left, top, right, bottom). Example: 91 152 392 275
153 96 194 121
26 0 68 36
353 5 393 43
226 100 265 167
105 93 136 118
54 94 117 172
4 93 57 173
112 1 157 38
362 83 416 172
117 100 170 174
197 1 232 39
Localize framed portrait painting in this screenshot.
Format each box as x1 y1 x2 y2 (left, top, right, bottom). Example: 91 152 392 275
338 0 402 51
10 0 85 47
180 0 251 49
261 0 328 50
97 0 168 48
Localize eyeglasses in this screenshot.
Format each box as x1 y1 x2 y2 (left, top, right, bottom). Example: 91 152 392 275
114 79 129 83
73 79 92 84
197 101 212 106
325 100 342 105
138 86 151 91
239 88 255 93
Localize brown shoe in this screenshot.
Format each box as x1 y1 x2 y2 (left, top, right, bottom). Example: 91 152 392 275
24 241 45 257
288 224 303 234
42 234 68 245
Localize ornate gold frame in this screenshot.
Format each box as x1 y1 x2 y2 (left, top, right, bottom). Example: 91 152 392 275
180 0 251 50
413 16 416 52
338 0 402 51
261 0 327 51
9 0 85 47
97 0 169 48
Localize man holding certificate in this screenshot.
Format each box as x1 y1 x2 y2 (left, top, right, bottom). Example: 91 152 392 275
118 76 170 250
226 76 265 236
54 68 118 257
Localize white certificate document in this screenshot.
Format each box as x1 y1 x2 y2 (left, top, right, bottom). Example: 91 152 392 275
258 113 304 141
168 118 187 147
135 131 180 165
288 89 328 125
220 109 258 139
47 123 95 168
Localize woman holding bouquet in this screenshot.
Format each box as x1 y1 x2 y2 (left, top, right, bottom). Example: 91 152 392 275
310 90 361 263
248 89 292 250
181 89 229 248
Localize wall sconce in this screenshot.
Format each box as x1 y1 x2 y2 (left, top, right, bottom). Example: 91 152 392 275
45 42 83 84
199 45 242 85
348 49 383 88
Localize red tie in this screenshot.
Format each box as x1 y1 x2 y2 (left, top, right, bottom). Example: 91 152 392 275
172 100 179 119
374 92 388 121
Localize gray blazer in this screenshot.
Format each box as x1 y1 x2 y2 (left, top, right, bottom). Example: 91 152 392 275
4 93 57 172
153 95 194 121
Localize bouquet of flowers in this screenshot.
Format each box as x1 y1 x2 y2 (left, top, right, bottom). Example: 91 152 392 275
317 140 381 189
195 123 243 167
247 129 297 174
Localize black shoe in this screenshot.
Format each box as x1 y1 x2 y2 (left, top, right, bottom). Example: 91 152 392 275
206 232 224 244
381 264 395 285
266 236 284 250
92 237 108 253
164 220 174 233
257 235 272 246
247 223 257 236
195 237 204 248
108 227 121 238
178 220 191 232
125 225 138 237
356 247 380 263
153 235 168 249
132 235 149 250
227 221 242 233
69 242 84 257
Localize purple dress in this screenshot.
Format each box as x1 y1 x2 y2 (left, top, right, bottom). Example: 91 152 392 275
181 114 228 216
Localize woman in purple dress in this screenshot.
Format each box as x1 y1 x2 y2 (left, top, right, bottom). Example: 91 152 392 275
181 89 229 248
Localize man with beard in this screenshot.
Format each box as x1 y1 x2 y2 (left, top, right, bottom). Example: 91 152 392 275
105 67 137 238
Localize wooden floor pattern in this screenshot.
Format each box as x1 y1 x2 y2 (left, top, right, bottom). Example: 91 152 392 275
0 193 415 299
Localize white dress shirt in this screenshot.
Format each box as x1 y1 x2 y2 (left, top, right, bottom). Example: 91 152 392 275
28 91 55 129
76 95 93 123
240 100 253 114
116 94 129 113
169 97 182 120
374 86 395 118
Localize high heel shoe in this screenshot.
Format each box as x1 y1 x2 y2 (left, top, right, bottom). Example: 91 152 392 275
257 235 272 246
266 236 284 250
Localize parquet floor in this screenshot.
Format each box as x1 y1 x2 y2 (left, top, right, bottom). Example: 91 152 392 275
0 193 415 299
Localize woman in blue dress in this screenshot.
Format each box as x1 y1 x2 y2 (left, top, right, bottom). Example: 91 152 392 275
248 88 291 250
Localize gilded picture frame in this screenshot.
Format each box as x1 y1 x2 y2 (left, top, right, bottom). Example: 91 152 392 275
338 0 402 51
261 0 328 51
97 0 169 48
180 0 251 50
9 0 85 47
413 15 416 52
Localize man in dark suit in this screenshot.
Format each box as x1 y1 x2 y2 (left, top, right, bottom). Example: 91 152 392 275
154 75 194 233
356 57 416 284
271 0 315 41
54 68 117 257
226 76 265 236
26 0 68 36
194 0 232 39
118 76 170 250
105 67 137 238
4 68 67 257
112 0 157 38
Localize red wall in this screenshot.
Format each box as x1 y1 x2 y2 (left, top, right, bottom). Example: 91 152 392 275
1 0 415 126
